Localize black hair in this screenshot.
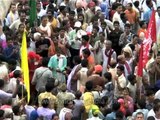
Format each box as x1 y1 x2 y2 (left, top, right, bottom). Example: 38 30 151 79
12 105 20 115
73 56 81 64
127 3 133 7
75 91 82 99
52 113 59 119
47 9 54 15
113 21 120 25
45 82 54 92
18 10 26 16
41 98 50 108
116 111 124 119
93 26 99 32
128 44 135 51
117 65 124 72
8 59 17 66
41 15 48 20
139 20 146 28
146 0 151 6
124 23 131 28
137 98 146 109
112 101 120 111
0 110 4 118
145 89 154 97
59 6 66 12
157 6 160 10
0 79 4 88
147 116 156 120
82 35 89 42
136 112 144 117
99 32 105 36
104 72 112 82
127 74 136 82
81 59 88 67
13 70 21 78
64 99 74 107
42 57 50 67
82 48 91 56
85 81 93 91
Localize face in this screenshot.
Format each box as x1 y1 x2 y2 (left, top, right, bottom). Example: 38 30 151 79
7 40 13 47
127 4 132 10
99 33 104 42
37 3 41 11
60 30 65 37
135 114 144 120
47 12 53 18
117 6 123 13
68 101 74 109
82 39 87 45
11 5 16 12
132 36 139 44
117 68 122 76
122 89 129 96
19 13 26 22
105 41 111 50
42 17 48 26
78 16 84 23
124 26 130 34
19 24 25 32
92 28 98 35
52 116 59 120
114 23 120 30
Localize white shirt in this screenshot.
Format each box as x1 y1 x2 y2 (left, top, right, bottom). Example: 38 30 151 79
112 12 124 30
37 9 46 18
59 107 72 120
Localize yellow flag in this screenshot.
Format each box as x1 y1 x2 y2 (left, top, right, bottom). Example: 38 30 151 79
21 32 30 102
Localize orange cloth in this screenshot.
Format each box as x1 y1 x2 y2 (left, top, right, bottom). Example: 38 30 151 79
87 55 95 67
124 9 137 24
137 28 147 37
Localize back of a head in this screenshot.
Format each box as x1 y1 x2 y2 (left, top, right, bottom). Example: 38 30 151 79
103 72 112 82
112 101 120 111
127 74 136 82
81 59 88 67
117 65 124 72
64 99 74 107
8 59 17 66
137 98 146 109
13 70 21 78
45 82 54 92
116 111 124 120
147 116 155 120
12 105 20 115
82 35 89 42
41 98 50 108
85 81 93 91
83 48 91 56
73 56 81 64
0 110 4 118
75 91 82 99
42 57 50 67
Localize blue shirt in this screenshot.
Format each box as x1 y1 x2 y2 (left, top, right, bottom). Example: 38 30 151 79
143 8 152 23
105 112 116 120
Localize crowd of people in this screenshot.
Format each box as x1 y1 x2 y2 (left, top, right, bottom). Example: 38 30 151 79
0 0 160 119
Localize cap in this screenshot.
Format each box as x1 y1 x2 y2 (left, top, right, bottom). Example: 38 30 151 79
94 65 103 73
74 21 81 28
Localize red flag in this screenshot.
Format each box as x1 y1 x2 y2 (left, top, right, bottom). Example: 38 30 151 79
143 10 156 68
137 44 143 77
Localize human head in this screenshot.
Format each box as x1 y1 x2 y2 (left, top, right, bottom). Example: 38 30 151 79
132 34 139 44
112 101 120 111
135 112 144 120
117 65 124 76
42 57 50 67
105 40 112 50
59 27 66 37
101 21 107 31
124 23 131 34
75 91 82 99
10 3 17 13
146 0 153 8
127 3 133 11
8 59 17 71
127 74 136 85
41 15 48 27
92 26 99 35
59 6 66 15
116 111 124 120
13 70 22 78
137 98 146 109
78 14 84 23
82 35 89 45
41 98 50 108
85 81 93 91
36 2 41 11
81 59 88 67
18 23 25 33
12 105 20 115
145 90 155 102
157 6 160 16
103 72 112 82
139 21 147 29
52 113 59 120
45 82 54 92
0 110 4 120
47 9 54 19
99 32 105 42
64 99 74 109
19 10 26 22
82 48 91 58
116 3 123 13
88 1 95 11
73 56 81 65
114 21 120 30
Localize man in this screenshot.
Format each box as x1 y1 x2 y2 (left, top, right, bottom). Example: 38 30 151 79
48 48 67 83
59 99 75 120
6 3 19 26
112 3 124 30
35 34 51 57
102 40 117 75
135 112 144 120
38 82 57 110
114 65 127 98
119 23 133 48
32 57 53 92
9 10 26 31
108 21 123 56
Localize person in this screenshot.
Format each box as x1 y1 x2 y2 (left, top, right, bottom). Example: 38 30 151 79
87 105 102 120
32 57 53 92
59 99 75 120
9 10 26 31
48 47 67 83
72 91 84 120
105 101 120 120
102 40 117 75
114 65 127 98
52 113 59 120
12 105 27 120
135 112 145 120
38 82 57 110
37 98 56 120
